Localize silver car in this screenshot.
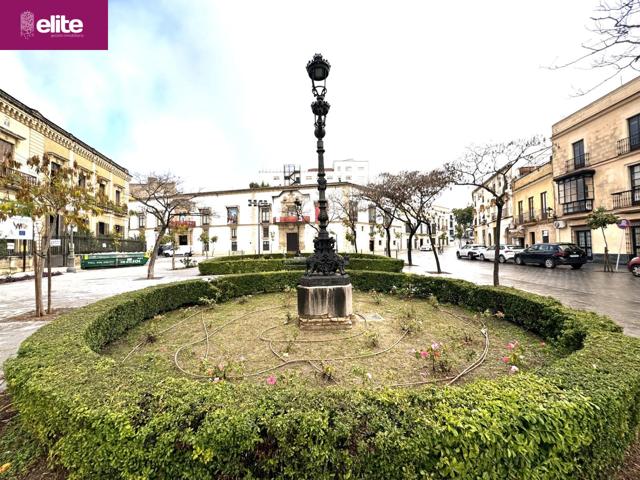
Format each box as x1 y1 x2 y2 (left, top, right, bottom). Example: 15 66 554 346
478 244 524 263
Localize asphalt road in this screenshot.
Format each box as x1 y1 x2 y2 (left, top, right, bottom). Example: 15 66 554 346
404 247 640 338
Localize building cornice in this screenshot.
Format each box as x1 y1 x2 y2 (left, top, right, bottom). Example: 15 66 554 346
0 89 131 182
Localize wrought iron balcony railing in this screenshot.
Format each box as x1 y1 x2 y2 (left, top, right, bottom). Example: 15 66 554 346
617 135 640 156
611 187 640 209
273 215 310 223
514 209 549 225
0 165 38 187
560 199 593 215
565 153 590 173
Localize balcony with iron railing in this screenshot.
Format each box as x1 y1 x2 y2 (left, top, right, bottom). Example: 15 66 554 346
611 187 640 209
564 153 590 173
560 199 593 216
514 209 551 225
0 165 38 187
617 135 640 156
273 215 310 223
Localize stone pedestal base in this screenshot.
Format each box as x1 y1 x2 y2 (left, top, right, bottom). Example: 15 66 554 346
297 276 353 330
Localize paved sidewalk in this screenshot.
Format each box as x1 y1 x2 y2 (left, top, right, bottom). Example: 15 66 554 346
0 257 207 384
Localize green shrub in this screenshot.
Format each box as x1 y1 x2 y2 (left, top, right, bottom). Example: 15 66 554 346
198 254 403 275
5 270 640 479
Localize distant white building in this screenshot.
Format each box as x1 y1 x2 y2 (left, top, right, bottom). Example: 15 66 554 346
129 181 409 257
128 174 455 258
258 159 370 188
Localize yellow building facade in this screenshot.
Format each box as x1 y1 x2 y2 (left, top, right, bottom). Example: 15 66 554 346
0 88 130 238
511 162 556 247
551 77 640 261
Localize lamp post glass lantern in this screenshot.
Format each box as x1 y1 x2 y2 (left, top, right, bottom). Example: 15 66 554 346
298 53 353 330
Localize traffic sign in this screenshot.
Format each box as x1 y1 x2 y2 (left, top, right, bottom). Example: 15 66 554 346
618 219 631 229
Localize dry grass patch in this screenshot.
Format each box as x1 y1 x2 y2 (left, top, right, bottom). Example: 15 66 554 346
103 291 558 388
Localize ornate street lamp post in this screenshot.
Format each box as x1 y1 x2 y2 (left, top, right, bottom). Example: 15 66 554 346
298 54 353 329
303 54 347 276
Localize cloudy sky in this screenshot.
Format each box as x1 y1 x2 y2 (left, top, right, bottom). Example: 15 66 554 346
1 0 636 205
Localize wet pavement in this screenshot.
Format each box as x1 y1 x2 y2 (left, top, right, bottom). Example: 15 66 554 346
404 248 640 338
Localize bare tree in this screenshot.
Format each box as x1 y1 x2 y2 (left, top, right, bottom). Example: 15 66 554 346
330 187 366 253
129 174 197 279
446 137 548 286
387 170 451 270
552 0 640 94
360 175 400 257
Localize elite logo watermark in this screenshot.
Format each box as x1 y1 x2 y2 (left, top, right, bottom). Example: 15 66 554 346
21 12 84 39
2 0 107 50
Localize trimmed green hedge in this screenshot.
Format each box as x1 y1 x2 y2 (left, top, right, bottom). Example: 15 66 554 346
5 271 640 479
198 254 404 275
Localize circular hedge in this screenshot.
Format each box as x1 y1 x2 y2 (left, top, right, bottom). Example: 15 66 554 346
198 253 404 275
6 271 640 479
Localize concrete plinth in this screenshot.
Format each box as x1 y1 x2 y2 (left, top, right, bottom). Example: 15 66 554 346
297 275 353 329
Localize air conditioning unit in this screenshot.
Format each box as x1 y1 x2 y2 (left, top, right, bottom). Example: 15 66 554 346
553 220 566 229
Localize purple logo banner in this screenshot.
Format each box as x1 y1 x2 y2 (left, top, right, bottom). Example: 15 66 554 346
0 0 108 50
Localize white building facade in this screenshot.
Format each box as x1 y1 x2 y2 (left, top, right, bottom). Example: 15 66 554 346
129 182 453 257
472 170 514 246
258 159 370 188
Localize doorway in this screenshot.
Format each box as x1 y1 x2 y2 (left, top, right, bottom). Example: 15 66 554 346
575 230 593 260
529 232 536 246
286 232 299 253
631 226 640 257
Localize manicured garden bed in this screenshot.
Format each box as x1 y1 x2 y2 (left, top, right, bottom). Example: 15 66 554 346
198 253 404 275
103 290 558 388
5 271 640 478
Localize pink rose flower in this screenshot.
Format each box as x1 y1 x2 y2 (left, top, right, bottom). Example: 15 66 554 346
420 350 429 359
506 342 515 351
509 365 519 374
266 374 277 385
502 356 510 363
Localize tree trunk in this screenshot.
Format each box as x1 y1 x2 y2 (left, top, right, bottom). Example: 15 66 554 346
33 231 43 317
493 205 503 286
427 224 442 274
47 217 57 314
407 231 415 266
601 227 612 272
147 227 165 279
384 225 392 257
352 229 358 253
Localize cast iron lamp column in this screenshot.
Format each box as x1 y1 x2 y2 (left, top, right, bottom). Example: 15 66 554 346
304 53 347 276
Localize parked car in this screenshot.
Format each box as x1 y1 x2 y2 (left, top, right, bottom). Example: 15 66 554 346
478 244 524 263
514 243 587 269
628 256 640 277
158 243 172 255
456 244 485 260
419 245 432 252
163 245 193 257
